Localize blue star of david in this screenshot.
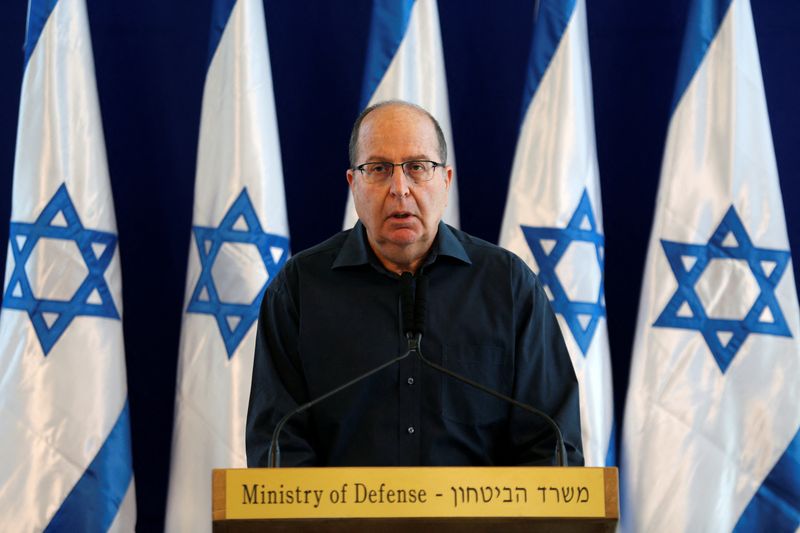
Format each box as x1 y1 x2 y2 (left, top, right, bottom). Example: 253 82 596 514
653 205 792 373
2 183 119 355
186 188 289 358
520 189 606 355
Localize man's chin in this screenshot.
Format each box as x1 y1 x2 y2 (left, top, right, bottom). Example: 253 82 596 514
384 228 421 245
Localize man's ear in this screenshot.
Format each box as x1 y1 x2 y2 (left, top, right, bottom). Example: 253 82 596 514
444 165 453 191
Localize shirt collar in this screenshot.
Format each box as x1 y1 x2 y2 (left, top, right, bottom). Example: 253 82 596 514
331 221 372 269
428 221 472 265
331 220 472 270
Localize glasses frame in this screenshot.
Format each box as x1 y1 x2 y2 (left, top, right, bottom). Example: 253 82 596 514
353 159 446 184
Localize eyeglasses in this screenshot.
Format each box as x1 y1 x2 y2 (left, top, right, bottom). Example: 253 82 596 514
353 160 445 184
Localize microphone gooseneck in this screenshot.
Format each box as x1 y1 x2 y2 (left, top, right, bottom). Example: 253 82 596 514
414 344 569 466
268 271 570 467
411 273 569 467
267 273 417 468
267 348 412 467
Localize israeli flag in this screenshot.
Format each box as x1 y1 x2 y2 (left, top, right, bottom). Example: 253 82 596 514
0 0 136 530
498 0 614 467
164 0 290 530
343 0 460 229
622 0 800 530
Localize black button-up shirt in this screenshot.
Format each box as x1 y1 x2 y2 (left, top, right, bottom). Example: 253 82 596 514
246 222 583 467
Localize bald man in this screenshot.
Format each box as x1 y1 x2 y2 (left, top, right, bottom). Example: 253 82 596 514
246 101 583 467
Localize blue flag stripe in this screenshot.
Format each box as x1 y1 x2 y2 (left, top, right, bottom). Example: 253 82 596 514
44 402 134 532
604 420 617 467
359 0 415 109
733 428 800 532
519 0 577 125
24 0 60 68
670 0 734 113
207 0 238 69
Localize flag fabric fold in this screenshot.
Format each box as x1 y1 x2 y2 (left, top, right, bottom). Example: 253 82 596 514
498 0 615 467
343 0 460 229
164 0 290 531
622 0 800 531
0 0 136 530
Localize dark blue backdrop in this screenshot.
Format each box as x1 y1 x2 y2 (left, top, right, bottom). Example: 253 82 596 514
1 1 798 530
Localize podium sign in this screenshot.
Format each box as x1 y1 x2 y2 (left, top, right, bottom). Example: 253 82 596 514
212 467 618 531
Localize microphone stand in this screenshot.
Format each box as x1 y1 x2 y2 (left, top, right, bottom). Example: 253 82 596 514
410 332 569 467
267 273 570 468
267 349 413 468
409 274 569 467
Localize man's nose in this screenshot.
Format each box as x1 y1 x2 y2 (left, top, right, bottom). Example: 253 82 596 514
388 165 410 196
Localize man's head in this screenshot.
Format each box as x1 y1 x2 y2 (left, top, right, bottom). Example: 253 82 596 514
346 101 453 274
348 101 447 167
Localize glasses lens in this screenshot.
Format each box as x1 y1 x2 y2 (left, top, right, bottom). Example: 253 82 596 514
362 163 391 183
403 161 434 182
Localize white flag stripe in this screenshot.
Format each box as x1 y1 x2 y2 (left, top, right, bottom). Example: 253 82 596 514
622 0 800 530
499 0 614 467
108 484 137 533
344 0 459 229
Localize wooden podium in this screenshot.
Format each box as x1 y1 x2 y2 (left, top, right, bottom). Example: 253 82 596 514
212 467 618 532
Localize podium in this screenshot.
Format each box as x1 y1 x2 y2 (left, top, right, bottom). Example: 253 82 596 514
212 467 618 532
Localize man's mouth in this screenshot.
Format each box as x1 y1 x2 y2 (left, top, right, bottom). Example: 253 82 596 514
390 212 413 219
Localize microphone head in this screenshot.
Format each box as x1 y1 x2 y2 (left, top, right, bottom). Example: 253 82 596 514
400 272 414 337
414 275 428 336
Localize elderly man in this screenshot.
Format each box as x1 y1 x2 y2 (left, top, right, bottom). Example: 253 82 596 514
246 101 583 467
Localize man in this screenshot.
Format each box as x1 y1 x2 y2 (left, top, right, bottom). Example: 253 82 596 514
246 101 583 467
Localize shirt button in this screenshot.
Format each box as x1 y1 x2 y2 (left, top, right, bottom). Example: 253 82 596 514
407 377 415 385
407 426 415 434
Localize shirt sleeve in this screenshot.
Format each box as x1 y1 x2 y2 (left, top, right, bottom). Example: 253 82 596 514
507 257 585 466
246 263 318 467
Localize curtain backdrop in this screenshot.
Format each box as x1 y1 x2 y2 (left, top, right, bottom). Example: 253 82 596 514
1 1 798 529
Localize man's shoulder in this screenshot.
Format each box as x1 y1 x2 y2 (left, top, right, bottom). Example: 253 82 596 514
269 229 352 291
445 224 531 269
290 229 352 265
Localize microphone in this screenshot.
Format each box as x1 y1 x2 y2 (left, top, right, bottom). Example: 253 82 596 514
267 273 417 468
400 271 415 337
411 274 570 467
401 271 422 353
413 274 427 337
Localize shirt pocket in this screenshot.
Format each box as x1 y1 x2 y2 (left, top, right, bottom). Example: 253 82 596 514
441 344 512 425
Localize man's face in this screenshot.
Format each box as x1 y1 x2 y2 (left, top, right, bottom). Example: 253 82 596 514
346 105 452 273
